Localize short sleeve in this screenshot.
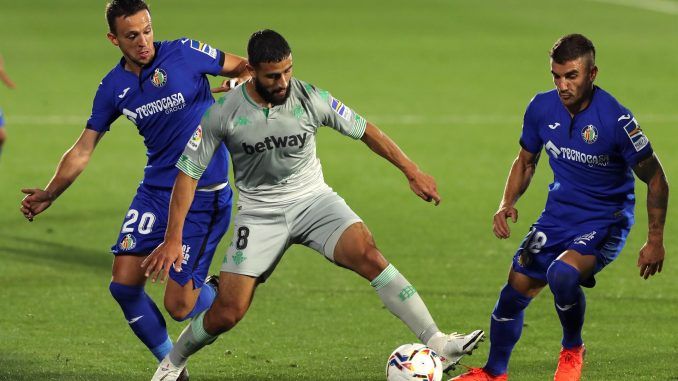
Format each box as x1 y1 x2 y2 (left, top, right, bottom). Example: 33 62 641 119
85 79 120 132
177 102 226 179
306 83 367 140
178 37 224 76
519 96 543 153
614 112 653 167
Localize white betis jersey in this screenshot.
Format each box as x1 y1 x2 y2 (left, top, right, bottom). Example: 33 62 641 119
178 78 367 204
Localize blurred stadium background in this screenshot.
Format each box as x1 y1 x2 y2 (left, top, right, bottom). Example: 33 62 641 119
0 0 676 379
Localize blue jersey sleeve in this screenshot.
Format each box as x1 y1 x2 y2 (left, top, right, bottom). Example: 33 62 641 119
614 112 653 167
178 38 224 76
519 96 543 153
86 79 120 132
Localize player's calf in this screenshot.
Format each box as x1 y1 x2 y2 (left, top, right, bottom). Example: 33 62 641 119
164 277 218 322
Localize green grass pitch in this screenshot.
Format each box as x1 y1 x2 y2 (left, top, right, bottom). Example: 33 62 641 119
0 1 676 380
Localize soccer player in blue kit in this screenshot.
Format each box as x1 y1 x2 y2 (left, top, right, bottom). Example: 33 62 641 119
453 34 669 381
20 0 248 376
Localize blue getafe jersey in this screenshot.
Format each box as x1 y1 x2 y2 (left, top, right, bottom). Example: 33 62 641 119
86 38 230 188
520 86 653 228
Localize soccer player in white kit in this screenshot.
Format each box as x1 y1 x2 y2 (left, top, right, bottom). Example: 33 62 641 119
144 30 484 380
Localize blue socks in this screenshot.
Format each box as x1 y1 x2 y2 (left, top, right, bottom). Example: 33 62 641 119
177 282 217 321
484 284 532 376
547 260 586 349
109 282 171 361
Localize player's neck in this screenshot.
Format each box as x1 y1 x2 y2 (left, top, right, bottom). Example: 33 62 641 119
123 59 144 76
566 85 595 117
245 81 273 108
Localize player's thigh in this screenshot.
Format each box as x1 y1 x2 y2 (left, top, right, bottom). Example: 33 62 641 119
510 224 569 283
557 224 630 283
0 127 6 144
171 187 233 288
555 250 598 280
221 205 290 283
508 267 547 298
111 185 169 256
112 255 148 286
291 190 363 261
110 186 169 286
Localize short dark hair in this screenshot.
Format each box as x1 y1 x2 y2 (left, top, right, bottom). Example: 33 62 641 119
106 0 150 34
247 29 292 67
549 34 595 67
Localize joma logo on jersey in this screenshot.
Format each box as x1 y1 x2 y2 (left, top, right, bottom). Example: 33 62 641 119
242 133 308 155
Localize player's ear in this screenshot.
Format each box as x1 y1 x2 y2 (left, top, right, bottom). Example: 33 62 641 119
107 32 119 47
245 63 256 78
589 65 598 82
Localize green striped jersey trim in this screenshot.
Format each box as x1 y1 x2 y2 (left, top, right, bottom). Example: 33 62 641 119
370 264 399 290
348 115 367 139
177 155 206 180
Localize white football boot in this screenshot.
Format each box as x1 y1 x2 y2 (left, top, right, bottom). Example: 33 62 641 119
427 330 485 372
151 355 186 381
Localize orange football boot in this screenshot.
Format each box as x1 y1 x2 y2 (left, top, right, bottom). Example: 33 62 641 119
553 345 586 381
450 368 508 381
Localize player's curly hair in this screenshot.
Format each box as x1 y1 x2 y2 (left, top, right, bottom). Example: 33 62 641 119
106 0 150 34
550 34 596 68
248 29 292 67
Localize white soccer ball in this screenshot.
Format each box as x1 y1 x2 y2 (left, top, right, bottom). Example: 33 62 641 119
386 343 443 381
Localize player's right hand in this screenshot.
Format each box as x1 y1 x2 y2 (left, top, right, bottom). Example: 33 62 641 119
493 205 518 239
20 188 54 221
141 240 184 283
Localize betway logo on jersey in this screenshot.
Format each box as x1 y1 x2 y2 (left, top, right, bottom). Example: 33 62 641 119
545 140 609 167
242 133 308 154
133 92 186 121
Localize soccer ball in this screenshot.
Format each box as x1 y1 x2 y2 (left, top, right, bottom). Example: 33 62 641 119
386 343 443 381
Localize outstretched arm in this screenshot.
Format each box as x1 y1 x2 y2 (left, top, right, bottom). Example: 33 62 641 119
21 129 103 220
360 122 440 205
633 153 669 279
211 53 250 93
493 148 539 239
141 171 198 282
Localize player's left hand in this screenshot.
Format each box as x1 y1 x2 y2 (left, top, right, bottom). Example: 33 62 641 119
407 169 441 205
141 240 184 283
637 240 664 279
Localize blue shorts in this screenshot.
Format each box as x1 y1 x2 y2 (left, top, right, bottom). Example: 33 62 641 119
512 221 630 287
0 107 5 127
111 183 233 288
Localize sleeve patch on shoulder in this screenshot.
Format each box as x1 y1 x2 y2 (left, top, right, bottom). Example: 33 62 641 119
330 96 353 122
187 125 203 151
189 40 217 59
623 118 649 152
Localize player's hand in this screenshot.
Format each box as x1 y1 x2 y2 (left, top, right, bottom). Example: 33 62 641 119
141 240 184 283
211 78 242 93
407 169 441 205
20 188 55 222
637 240 664 279
493 204 518 239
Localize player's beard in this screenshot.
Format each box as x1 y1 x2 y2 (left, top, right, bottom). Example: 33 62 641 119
255 78 290 106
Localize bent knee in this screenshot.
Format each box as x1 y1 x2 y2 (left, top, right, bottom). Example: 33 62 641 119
164 299 193 322
209 304 247 332
546 260 580 289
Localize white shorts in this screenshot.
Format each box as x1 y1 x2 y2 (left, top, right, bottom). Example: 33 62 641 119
221 189 362 281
